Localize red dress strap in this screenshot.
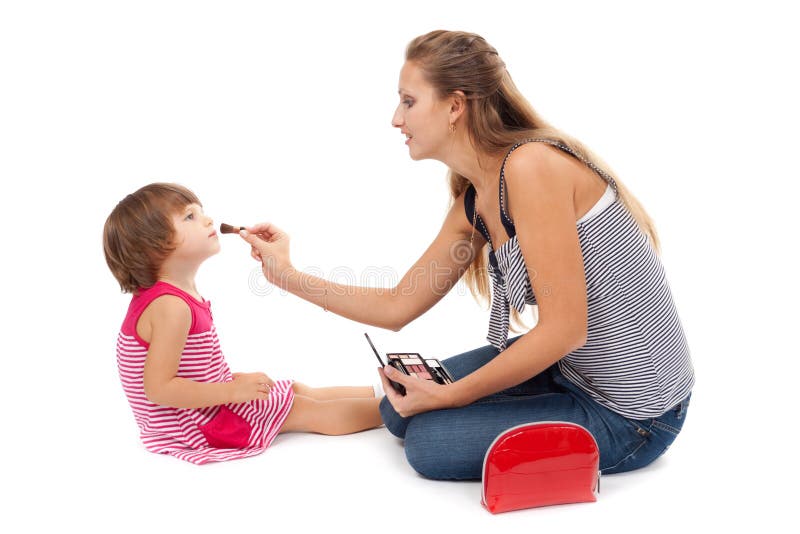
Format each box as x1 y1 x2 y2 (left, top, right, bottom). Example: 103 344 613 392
121 281 212 345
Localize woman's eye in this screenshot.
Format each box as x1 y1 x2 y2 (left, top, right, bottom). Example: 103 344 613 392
185 213 194 220
403 99 414 107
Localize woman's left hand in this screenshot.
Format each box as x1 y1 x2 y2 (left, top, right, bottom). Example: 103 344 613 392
378 365 456 417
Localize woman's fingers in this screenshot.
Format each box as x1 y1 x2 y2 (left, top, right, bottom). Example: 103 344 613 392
383 365 413 386
240 231 271 258
246 222 273 233
237 223 292 284
380 366 451 418
378 366 411 409
246 222 285 241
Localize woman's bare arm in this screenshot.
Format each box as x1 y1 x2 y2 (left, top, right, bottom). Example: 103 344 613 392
380 145 590 416
449 144 589 404
263 190 483 330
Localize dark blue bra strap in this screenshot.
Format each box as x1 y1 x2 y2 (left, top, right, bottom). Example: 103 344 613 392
498 140 541 238
498 138 619 239
464 184 493 246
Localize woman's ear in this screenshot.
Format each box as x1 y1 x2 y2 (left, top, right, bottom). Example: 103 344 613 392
449 90 467 123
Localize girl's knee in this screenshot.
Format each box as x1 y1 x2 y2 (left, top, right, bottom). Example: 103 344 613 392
291 382 313 397
279 394 316 434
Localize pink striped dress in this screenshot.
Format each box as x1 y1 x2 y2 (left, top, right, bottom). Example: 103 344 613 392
115 281 294 464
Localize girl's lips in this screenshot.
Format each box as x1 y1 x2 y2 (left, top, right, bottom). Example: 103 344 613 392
209 231 218 238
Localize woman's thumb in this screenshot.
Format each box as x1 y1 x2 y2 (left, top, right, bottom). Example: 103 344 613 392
239 229 261 246
384 365 407 383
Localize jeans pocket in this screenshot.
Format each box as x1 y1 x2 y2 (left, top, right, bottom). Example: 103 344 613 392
650 396 690 441
602 417 656 475
602 397 691 475
629 417 654 437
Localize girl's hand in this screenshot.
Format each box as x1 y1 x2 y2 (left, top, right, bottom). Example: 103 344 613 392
239 222 294 285
230 372 274 403
378 366 455 417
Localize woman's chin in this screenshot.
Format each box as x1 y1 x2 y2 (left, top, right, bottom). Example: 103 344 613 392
407 146 427 161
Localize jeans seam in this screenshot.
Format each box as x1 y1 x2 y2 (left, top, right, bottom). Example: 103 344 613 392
474 394 551 405
603 437 648 473
651 419 681 435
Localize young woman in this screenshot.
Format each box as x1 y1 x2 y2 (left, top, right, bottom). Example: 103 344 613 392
239 30 694 480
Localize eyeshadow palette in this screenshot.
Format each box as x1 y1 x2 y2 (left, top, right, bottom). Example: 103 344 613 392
364 333 454 395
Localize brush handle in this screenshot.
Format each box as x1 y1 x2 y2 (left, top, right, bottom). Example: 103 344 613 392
219 223 245 234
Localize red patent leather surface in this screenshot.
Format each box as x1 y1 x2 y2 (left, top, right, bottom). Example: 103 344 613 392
482 422 600 513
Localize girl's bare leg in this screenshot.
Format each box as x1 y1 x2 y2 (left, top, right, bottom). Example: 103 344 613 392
292 382 376 401
279 395 382 435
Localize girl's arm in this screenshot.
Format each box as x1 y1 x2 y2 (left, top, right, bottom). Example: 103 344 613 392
382 144 589 416
241 190 482 331
140 295 271 408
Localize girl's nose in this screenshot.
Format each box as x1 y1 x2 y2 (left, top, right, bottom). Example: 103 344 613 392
391 106 404 128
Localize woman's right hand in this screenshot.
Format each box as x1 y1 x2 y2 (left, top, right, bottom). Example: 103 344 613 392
229 372 274 403
239 222 294 284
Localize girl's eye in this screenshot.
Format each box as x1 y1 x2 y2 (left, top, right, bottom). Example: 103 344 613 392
185 213 194 220
403 99 414 107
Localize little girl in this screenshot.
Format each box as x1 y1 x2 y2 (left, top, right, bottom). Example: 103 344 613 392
103 182 383 464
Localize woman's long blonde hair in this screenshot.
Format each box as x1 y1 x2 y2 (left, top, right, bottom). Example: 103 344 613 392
405 30 661 331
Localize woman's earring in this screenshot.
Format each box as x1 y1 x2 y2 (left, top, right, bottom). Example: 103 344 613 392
449 123 456 133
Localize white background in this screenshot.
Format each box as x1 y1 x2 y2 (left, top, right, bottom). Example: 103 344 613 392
1 1 797 532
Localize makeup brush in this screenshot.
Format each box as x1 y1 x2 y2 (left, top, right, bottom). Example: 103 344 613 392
219 223 245 234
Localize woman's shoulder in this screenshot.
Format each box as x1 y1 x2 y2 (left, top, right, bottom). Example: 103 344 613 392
503 141 578 199
503 141 577 183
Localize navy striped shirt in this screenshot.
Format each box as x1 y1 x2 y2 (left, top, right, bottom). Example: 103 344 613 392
465 139 694 418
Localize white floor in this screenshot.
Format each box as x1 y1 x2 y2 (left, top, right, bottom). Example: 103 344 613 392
9 391 786 533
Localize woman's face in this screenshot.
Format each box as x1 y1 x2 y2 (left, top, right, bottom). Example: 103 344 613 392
392 61 453 161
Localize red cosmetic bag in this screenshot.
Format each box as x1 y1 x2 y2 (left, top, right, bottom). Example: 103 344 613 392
482 421 601 513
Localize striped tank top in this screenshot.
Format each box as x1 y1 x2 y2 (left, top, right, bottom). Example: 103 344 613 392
465 139 694 419
115 281 294 464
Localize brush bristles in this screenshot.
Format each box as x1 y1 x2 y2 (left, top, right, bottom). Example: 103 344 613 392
219 223 243 234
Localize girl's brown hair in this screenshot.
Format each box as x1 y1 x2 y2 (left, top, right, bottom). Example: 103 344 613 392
103 183 200 293
405 30 661 331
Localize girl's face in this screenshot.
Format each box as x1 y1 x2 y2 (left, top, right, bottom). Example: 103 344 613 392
170 203 220 262
392 61 453 161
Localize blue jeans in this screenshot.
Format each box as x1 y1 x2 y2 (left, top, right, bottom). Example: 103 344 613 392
379 335 691 480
